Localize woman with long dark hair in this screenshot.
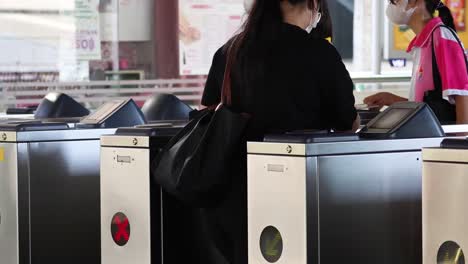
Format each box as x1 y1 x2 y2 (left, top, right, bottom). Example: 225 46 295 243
365 0 468 124
310 0 333 40
200 0 358 263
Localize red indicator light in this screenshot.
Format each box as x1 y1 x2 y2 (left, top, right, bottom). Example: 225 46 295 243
111 212 130 246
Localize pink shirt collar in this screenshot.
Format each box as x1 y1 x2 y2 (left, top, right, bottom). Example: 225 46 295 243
407 17 444 52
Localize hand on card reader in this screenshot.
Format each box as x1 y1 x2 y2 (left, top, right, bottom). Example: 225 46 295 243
359 102 444 139
264 102 444 143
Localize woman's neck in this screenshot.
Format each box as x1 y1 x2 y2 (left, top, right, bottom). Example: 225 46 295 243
281 3 308 29
283 15 306 29
408 14 432 35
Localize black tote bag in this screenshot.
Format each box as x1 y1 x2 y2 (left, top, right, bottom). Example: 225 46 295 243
152 40 250 206
423 24 468 124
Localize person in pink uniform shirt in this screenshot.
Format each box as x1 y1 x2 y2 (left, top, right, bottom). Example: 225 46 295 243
365 0 468 124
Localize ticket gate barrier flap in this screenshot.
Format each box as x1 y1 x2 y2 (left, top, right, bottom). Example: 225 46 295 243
78 99 146 129
1 92 89 123
422 140 468 264
141 93 193 122
248 136 444 264
0 122 117 264
34 92 89 119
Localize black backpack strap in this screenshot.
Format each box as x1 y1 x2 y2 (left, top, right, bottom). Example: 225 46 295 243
429 25 468 98
431 27 443 97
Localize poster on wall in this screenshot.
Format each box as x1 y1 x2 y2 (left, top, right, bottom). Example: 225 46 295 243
0 0 98 81
74 0 102 60
392 25 415 52
446 0 466 32
391 0 467 54
179 0 245 76
55 0 100 81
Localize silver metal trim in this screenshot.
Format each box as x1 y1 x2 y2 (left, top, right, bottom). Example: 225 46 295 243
442 125 468 134
248 138 444 156
247 142 306 156
101 136 150 148
1 129 115 142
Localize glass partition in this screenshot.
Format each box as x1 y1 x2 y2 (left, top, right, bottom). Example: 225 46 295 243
5 0 467 110
0 0 154 84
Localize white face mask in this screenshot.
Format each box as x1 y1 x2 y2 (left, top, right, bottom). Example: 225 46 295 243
385 0 417 26
244 0 254 13
305 11 321 33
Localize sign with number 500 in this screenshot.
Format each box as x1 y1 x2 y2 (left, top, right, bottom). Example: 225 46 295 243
76 38 96 51
74 0 101 60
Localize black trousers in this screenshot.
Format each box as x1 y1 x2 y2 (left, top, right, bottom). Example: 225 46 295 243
165 153 248 264
199 160 248 264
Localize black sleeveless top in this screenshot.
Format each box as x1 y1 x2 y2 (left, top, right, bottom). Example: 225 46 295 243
202 23 357 140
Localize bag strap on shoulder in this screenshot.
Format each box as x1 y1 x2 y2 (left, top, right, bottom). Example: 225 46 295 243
430 24 468 97
220 37 239 107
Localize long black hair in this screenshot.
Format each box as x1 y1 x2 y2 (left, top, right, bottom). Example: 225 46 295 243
425 0 456 31
310 0 333 40
389 0 456 31
227 0 317 107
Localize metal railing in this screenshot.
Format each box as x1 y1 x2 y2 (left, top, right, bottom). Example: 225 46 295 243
0 79 206 108
0 74 412 108
350 73 411 84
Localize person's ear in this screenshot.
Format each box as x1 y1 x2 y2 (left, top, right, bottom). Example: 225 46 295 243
406 0 419 8
415 0 426 9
